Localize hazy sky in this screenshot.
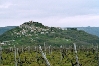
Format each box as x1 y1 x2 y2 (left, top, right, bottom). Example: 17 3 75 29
0 0 99 27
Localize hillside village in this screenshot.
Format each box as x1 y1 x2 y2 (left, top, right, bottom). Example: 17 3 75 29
19 21 50 35
0 21 99 47
0 21 62 46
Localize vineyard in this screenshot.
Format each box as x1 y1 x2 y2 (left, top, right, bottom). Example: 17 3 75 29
0 44 98 66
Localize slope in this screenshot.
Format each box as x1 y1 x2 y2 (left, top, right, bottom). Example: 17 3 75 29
77 27 99 37
0 21 99 47
0 26 17 35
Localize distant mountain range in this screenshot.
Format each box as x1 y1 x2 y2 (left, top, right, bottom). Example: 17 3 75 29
77 27 99 37
0 26 17 35
63 27 99 37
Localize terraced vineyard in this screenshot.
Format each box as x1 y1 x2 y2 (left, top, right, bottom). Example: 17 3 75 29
0 45 98 66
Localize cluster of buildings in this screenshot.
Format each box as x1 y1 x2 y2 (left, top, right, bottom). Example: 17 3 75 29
0 21 78 46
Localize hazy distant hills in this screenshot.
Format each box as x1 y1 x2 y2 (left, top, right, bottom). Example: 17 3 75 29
77 27 99 37
0 26 17 35
64 27 99 37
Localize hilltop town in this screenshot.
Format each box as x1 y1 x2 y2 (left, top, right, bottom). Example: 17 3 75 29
0 21 99 47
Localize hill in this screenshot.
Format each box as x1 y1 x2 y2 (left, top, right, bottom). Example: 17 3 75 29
64 27 99 37
0 21 99 47
1 26 99 38
77 27 99 37
0 26 17 35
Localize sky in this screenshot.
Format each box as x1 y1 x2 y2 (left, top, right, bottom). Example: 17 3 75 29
0 0 99 27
